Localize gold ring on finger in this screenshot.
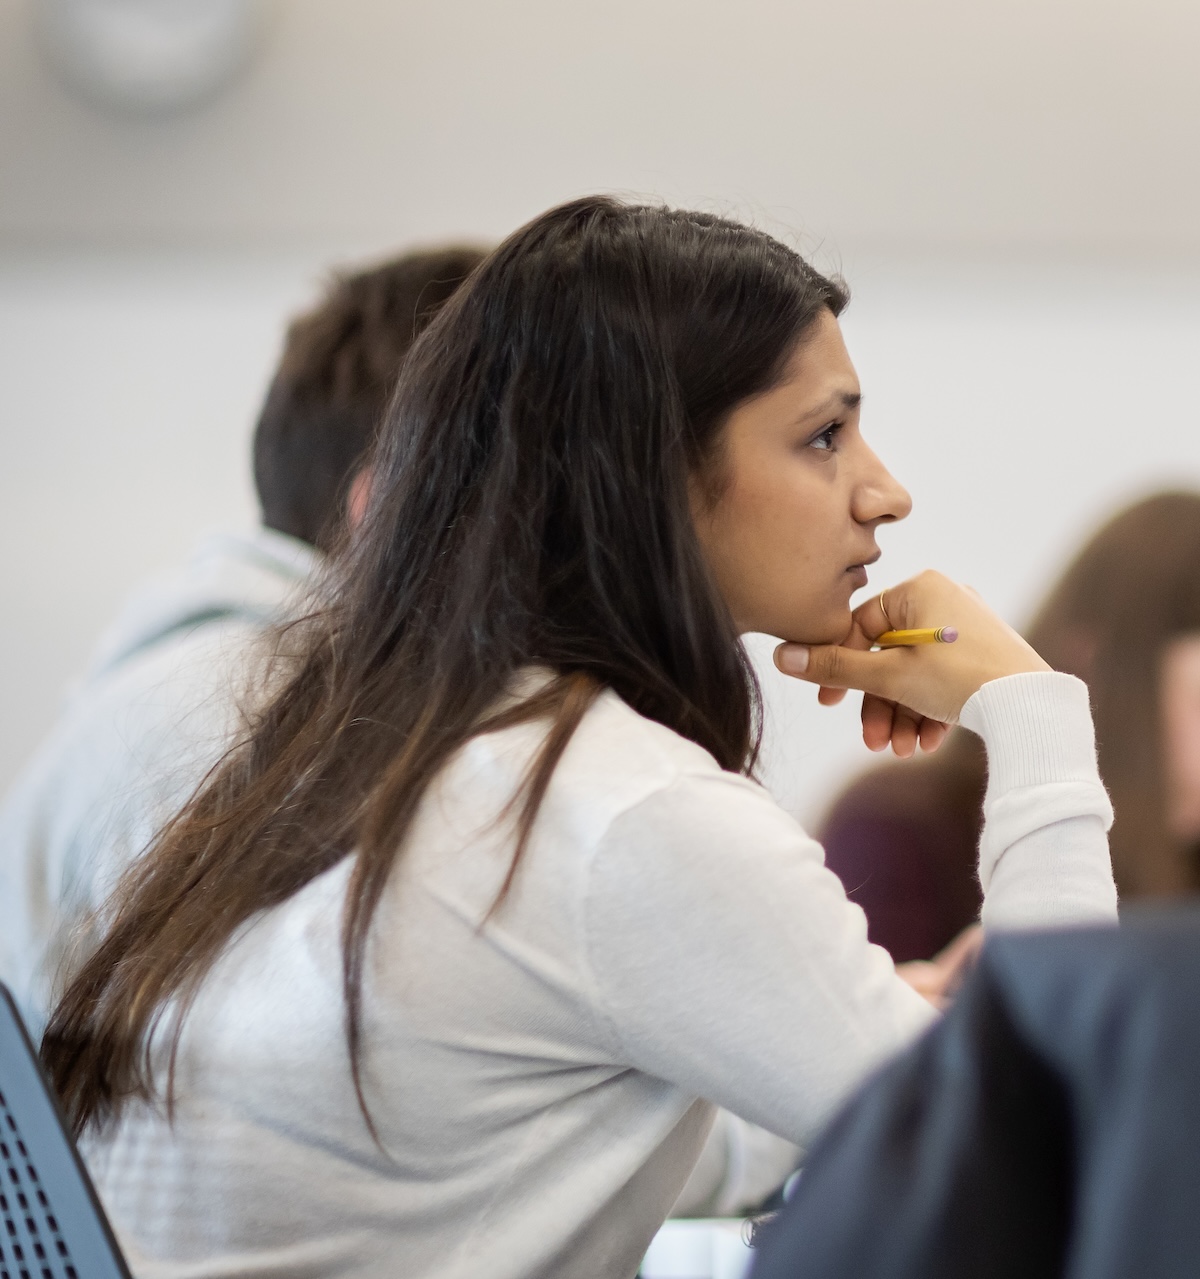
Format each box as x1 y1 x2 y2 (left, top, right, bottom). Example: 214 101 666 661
879 590 895 630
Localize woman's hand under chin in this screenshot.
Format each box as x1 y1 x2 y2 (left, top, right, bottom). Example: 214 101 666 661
772 570 1051 758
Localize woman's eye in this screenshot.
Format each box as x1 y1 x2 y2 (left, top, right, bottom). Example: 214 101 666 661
810 422 842 452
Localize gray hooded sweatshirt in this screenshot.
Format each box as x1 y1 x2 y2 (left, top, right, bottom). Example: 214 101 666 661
0 527 318 1035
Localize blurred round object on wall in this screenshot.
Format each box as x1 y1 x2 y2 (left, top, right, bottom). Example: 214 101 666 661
35 0 263 114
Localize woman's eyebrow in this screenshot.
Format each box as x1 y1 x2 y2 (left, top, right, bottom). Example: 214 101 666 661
801 389 862 421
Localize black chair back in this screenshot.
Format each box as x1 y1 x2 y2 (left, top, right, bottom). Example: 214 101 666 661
0 984 129 1279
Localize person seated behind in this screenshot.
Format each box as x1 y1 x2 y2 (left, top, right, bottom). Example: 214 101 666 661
820 491 1200 962
0 246 486 1033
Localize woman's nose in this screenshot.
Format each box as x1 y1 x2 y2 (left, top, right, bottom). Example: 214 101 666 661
854 449 912 526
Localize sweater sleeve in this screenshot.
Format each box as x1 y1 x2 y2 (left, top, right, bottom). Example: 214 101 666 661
581 671 1116 1147
583 772 939 1147
958 671 1118 930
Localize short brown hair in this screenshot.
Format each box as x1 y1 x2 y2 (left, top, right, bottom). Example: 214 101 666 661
253 245 487 550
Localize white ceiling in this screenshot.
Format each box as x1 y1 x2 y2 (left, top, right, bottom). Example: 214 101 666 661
1 0 1198 256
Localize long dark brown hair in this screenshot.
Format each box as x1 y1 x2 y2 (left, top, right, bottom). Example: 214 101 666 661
44 196 848 1134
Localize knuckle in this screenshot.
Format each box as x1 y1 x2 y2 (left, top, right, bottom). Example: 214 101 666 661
817 645 846 684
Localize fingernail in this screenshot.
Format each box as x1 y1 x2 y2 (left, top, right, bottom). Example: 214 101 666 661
775 644 810 675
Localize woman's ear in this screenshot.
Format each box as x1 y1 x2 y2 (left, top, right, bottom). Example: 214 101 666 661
346 468 373 530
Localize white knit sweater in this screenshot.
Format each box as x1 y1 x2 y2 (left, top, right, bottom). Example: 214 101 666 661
83 671 1117 1279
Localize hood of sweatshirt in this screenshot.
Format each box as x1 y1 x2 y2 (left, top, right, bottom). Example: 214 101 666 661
82 527 322 685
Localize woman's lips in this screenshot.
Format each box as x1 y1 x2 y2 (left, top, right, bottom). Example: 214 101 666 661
845 550 880 592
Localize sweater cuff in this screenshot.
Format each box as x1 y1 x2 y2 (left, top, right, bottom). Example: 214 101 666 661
959 671 1100 795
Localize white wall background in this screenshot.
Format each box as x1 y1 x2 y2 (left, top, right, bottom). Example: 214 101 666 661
5 0 1200 255
3 0 1200 821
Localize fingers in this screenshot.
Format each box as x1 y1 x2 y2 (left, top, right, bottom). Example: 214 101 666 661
859 706 946 752
861 695 894 752
774 639 899 700
862 698 928 758
889 708 922 759
852 591 898 642
918 719 950 753
933 923 984 973
779 643 951 757
928 924 984 1004
854 572 962 640
816 615 873 706
897 925 983 1011
895 960 947 1010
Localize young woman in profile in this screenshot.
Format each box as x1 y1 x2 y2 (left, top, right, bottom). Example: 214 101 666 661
45 198 1117 1279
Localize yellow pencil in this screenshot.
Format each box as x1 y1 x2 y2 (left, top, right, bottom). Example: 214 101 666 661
876 627 958 647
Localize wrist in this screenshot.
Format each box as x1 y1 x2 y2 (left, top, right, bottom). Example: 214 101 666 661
959 671 1099 792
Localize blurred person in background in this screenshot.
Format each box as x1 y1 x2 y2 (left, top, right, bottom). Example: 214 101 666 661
0 246 486 1032
821 490 1200 962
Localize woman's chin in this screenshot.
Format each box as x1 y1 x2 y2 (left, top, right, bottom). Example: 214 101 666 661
762 611 853 648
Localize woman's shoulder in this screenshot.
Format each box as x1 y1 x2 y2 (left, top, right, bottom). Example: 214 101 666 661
532 685 767 833
445 682 780 864
547 687 760 820
586 687 729 773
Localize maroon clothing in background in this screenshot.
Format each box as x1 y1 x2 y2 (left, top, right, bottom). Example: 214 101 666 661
818 734 986 963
